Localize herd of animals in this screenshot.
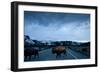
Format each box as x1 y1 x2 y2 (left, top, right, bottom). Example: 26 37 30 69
24 46 67 60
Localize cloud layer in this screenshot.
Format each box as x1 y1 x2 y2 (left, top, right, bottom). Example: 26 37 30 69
24 11 90 42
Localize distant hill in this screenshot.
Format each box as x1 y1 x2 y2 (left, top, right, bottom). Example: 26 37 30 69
24 35 90 47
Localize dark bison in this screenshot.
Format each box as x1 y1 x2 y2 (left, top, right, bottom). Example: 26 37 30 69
52 46 66 58
24 47 39 60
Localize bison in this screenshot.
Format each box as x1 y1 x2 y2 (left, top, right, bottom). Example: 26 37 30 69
24 47 39 60
52 46 67 58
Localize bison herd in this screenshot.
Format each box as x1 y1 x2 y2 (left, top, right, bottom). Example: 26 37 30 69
24 46 67 60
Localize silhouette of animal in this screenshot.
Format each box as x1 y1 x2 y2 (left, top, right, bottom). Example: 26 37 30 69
24 47 39 60
52 46 66 58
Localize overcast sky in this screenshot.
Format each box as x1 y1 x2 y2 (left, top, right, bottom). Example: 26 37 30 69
24 11 90 42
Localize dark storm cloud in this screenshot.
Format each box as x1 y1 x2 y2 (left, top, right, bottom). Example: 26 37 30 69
24 11 90 26
24 11 90 42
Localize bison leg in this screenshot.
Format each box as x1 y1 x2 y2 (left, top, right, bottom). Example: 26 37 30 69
36 51 39 58
34 55 36 59
63 50 67 56
29 56 32 60
56 54 58 58
56 53 61 58
37 53 39 58
34 51 39 59
24 56 28 61
34 54 39 59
